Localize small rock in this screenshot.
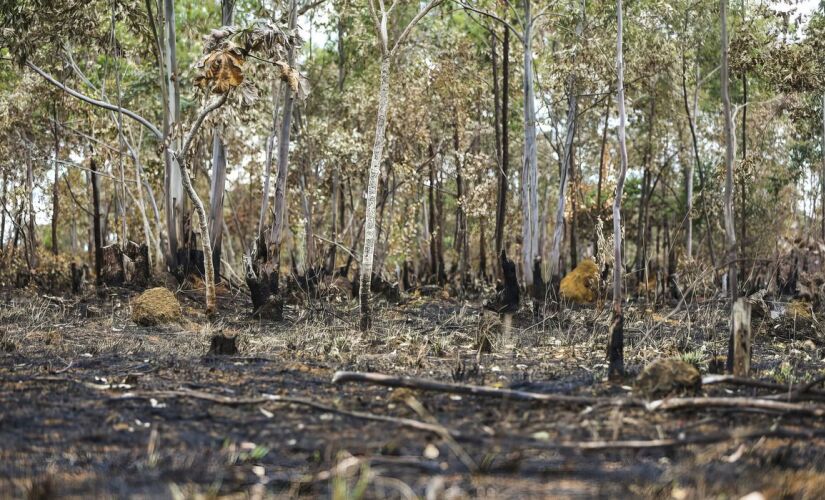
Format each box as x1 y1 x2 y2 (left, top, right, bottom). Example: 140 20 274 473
131 287 182 326
635 358 701 398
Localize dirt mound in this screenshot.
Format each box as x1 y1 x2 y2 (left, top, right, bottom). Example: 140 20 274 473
131 287 182 326
635 358 701 398
560 259 599 303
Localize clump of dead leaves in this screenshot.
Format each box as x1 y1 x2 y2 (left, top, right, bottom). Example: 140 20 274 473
560 259 600 303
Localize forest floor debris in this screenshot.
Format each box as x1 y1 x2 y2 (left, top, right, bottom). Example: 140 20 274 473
1 287 825 498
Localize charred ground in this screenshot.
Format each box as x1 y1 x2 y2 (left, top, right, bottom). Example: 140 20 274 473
1 284 825 499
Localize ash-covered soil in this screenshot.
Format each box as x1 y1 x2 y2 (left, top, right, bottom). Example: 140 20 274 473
1 287 825 499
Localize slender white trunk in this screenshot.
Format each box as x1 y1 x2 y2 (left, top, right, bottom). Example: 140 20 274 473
550 75 577 281
258 80 283 236
163 0 183 265
270 3 297 250
609 0 629 380
821 93 824 240
360 54 391 330
721 0 737 299
521 0 539 288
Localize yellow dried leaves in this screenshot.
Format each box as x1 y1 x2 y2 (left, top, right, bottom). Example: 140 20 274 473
559 259 600 304
274 60 299 93
195 49 245 94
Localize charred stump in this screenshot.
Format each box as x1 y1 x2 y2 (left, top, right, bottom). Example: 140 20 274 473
70 263 88 294
532 257 546 303
208 334 239 356
124 242 151 288
484 250 519 314
607 305 624 381
101 244 125 286
245 232 283 320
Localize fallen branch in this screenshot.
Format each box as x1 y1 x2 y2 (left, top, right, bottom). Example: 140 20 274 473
512 426 825 451
332 371 641 408
110 387 825 453
113 388 463 438
647 396 825 417
703 374 825 400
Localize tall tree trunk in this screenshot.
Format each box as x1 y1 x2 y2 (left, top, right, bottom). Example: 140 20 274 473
721 0 737 303
0 171 7 250
594 97 610 250
209 134 227 280
681 43 716 265
91 159 103 283
722 0 739 372
494 23 510 276
208 0 234 282
520 0 539 289
259 80 283 236
360 54 392 330
266 0 297 289
428 143 438 280
569 143 578 268
163 0 184 269
609 0 629 381
634 98 655 287
26 156 36 269
739 73 747 280
821 93 825 240
51 106 59 255
549 74 577 289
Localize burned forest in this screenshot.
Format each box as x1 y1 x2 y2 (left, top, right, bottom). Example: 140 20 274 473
2 0 825 498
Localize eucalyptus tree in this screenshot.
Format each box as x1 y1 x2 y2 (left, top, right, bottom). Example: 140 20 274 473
359 0 443 331
608 0 629 381
548 0 585 293
458 0 549 294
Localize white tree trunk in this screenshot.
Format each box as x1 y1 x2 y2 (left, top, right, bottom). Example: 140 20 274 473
163 0 183 266
520 0 539 288
359 54 392 331
821 93 824 240
721 0 737 299
609 0 629 380
550 75 577 282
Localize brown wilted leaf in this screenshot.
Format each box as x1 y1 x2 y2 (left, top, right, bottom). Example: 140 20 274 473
274 60 299 94
195 49 245 94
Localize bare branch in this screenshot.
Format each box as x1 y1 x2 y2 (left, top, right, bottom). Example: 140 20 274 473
179 93 229 158
26 61 164 140
453 0 524 44
390 0 446 56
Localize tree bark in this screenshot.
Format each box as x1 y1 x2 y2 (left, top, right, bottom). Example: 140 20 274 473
0 170 7 250
609 0 629 381
550 74 577 288
721 0 739 371
493 25 509 276
91 159 103 284
51 105 60 255
267 0 298 291
520 0 539 289
208 0 234 282
821 93 825 240
594 97 610 249
173 93 229 315
163 0 184 269
209 133 227 280
360 54 392 330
